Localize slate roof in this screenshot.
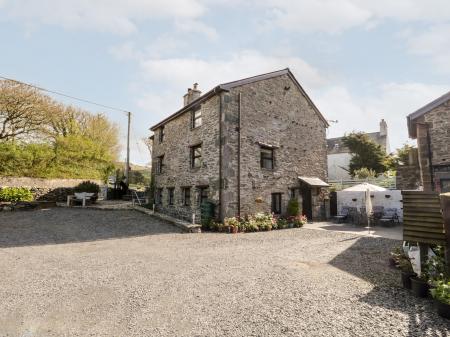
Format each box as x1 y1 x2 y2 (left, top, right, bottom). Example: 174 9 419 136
150 68 328 131
407 90 450 138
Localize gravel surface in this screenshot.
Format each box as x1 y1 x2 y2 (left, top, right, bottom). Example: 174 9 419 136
0 208 448 337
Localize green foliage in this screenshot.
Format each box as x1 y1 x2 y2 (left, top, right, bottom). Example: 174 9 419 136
431 280 450 305
342 132 389 176
353 167 377 179
387 144 416 169
276 217 288 229
0 187 33 202
74 181 100 194
288 215 307 227
287 198 300 216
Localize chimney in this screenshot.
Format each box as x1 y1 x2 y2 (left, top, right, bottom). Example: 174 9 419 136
380 119 388 137
183 83 202 106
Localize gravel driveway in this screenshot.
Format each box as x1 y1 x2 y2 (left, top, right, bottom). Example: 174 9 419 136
0 208 448 337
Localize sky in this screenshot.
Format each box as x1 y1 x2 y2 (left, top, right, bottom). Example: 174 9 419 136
1 0 450 165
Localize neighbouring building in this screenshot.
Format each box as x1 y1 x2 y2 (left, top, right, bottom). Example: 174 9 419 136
149 69 330 223
327 119 390 180
407 91 450 193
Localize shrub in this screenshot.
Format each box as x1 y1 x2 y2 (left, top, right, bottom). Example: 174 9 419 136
277 218 288 229
289 214 307 228
287 198 299 216
253 213 273 231
0 187 34 202
431 280 450 305
74 181 100 194
224 217 239 229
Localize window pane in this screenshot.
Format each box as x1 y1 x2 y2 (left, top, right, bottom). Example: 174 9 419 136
260 147 273 169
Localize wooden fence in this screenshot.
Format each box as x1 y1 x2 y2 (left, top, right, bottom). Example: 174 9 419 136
402 191 446 245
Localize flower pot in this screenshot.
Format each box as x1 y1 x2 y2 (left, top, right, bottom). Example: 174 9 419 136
401 272 415 289
230 226 238 234
435 300 450 319
410 277 429 297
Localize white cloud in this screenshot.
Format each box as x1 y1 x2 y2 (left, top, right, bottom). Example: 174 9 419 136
316 82 449 151
404 24 450 73
0 0 207 35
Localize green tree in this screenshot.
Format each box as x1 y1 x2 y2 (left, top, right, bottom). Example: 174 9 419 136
342 132 388 176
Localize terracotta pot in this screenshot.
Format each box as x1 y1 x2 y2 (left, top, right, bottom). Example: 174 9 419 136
435 300 450 319
231 226 238 234
410 277 429 297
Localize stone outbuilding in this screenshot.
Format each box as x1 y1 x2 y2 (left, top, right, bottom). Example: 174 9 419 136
407 91 450 193
149 69 329 223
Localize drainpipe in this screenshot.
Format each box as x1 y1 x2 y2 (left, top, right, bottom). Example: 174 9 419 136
237 92 242 218
218 93 223 221
426 124 435 191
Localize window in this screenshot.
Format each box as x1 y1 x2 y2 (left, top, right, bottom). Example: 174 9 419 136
289 188 297 199
192 108 202 128
191 144 202 168
159 126 165 143
182 187 191 206
156 155 164 174
260 146 274 169
271 193 282 214
156 188 163 205
197 186 209 205
441 179 450 193
168 187 175 205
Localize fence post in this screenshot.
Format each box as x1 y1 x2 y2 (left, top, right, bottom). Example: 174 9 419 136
440 193 450 272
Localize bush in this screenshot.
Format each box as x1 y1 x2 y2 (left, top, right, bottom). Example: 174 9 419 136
74 181 100 194
277 218 288 229
288 214 307 228
0 187 34 202
431 280 450 305
287 198 300 216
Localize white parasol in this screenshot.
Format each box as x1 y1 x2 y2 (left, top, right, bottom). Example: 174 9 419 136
365 188 373 235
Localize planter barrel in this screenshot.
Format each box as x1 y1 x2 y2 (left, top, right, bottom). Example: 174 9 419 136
401 272 415 289
410 277 429 297
435 300 450 319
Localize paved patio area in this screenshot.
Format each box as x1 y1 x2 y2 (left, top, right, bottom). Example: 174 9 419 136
0 208 447 337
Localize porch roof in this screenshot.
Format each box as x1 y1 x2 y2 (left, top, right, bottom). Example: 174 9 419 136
298 176 330 187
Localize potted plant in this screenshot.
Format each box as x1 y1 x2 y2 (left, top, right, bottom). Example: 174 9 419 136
398 256 415 289
430 280 450 319
224 217 239 234
410 263 430 297
389 247 403 268
74 181 100 203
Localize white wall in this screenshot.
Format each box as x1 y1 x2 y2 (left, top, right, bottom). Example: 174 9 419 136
336 190 403 221
327 153 352 180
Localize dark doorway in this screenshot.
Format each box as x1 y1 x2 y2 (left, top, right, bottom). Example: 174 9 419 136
301 185 312 220
330 191 337 216
271 193 282 215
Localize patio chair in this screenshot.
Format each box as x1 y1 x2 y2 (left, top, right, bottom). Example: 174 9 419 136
334 206 350 223
370 206 384 225
67 192 95 207
378 208 399 227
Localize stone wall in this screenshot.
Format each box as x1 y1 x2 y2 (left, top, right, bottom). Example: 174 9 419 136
396 165 421 190
151 95 221 221
0 177 102 202
229 74 328 220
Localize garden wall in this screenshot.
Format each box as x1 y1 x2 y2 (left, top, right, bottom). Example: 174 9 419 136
0 177 103 202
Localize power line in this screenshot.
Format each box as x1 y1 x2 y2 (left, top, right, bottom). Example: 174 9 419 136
0 75 131 115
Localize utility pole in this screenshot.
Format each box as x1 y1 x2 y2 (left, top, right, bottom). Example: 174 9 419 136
125 111 131 185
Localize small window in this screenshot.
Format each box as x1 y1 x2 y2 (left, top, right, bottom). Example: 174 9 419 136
191 144 202 168
156 188 163 205
159 126 165 143
441 179 450 193
183 187 191 206
289 188 297 199
156 155 164 174
168 187 175 205
271 193 282 214
260 146 274 170
197 186 209 205
192 108 202 128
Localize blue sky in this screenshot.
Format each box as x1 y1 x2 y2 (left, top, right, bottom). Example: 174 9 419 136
1 0 449 165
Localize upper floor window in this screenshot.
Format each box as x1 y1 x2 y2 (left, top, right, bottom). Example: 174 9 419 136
182 187 191 206
156 155 164 174
168 187 175 205
191 144 202 168
260 146 274 170
159 126 165 143
192 108 202 128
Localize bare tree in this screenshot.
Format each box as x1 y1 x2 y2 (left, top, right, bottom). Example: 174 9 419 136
0 80 48 141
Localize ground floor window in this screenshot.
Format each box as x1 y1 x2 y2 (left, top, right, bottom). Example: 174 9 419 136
289 188 299 199
182 187 191 206
197 186 209 205
441 179 450 193
271 193 282 214
156 188 163 205
168 187 175 205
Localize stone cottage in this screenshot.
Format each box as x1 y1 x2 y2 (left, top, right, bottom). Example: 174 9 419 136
327 119 390 180
407 91 450 193
149 69 329 223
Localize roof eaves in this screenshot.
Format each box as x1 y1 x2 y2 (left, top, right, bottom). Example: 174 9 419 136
408 90 450 121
